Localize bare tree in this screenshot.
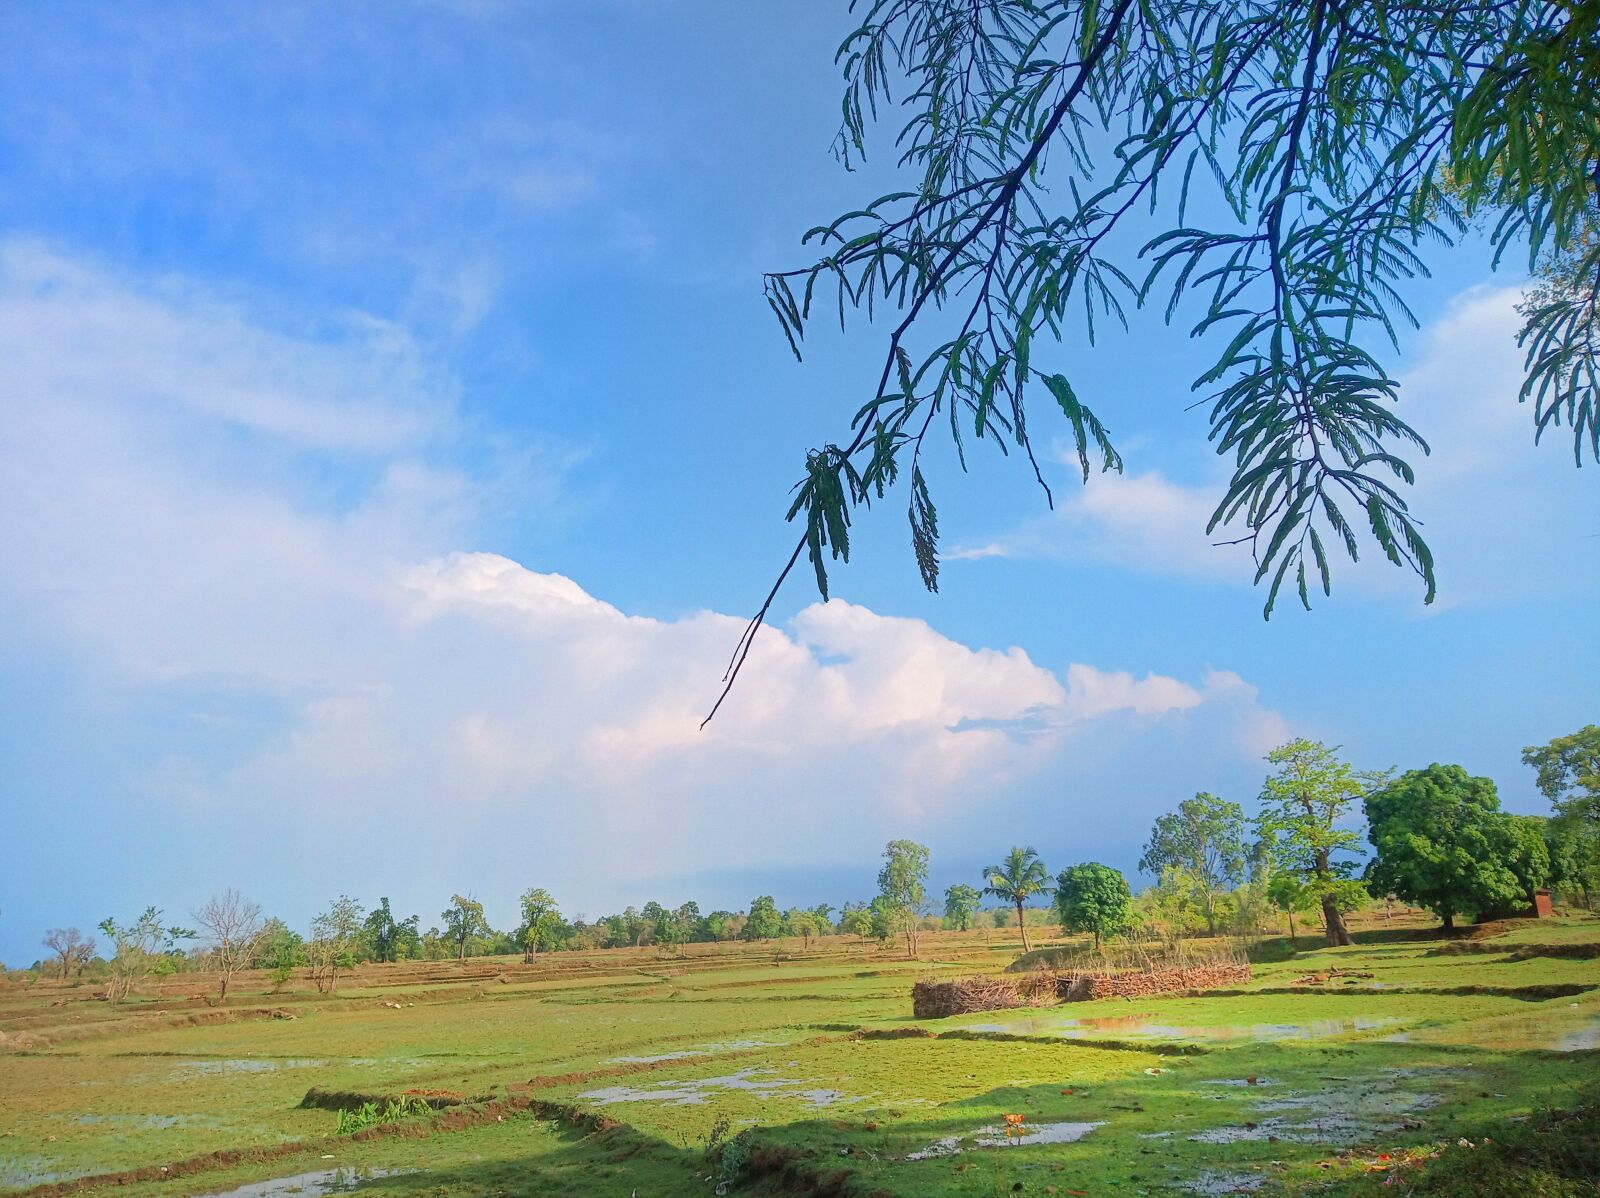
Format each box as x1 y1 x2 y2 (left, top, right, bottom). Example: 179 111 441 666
193 889 265 1003
42 927 95 980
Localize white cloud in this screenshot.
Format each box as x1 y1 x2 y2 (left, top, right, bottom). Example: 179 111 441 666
948 467 1246 579
0 244 1289 917
1 239 449 453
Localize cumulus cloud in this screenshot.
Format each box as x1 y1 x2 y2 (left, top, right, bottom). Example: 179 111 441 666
0 244 1289 921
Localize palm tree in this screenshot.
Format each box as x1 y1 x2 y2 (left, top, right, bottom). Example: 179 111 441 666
982 846 1052 953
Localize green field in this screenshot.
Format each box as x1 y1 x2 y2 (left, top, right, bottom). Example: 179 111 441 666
3 911 1598 1198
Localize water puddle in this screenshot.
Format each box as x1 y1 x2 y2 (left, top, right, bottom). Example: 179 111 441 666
907 1121 1104 1160
604 1038 781 1064
1554 1017 1600 1052
196 1167 413 1198
960 1015 1402 1042
1087 1016 1403 1041
581 1068 860 1108
605 1051 704 1064
1189 1114 1351 1144
75 1113 226 1129
701 1038 781 1052
1255 1088 1439 1116
1182 1170 1266 1195
959 1017 1108 1036
0 1161 96 1189
172 1058 328 1075
1188 1073 1443 1146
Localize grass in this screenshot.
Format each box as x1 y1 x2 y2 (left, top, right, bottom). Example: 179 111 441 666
0 906 1596 1197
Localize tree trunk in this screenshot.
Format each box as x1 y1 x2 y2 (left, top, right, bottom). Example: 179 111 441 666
218 974 229 1004
1441 912 1455 932
1287 910 1296 939
1016 902 1030 953
1320 891 1352 947
1314 851 1352 946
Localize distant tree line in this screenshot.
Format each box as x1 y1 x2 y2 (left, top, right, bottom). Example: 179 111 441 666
21 727 1596 995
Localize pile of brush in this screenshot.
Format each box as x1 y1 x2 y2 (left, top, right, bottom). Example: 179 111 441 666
912 971 1056 1019
1056 960 1251 1001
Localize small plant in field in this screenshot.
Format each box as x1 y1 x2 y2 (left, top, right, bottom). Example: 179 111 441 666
704 1113 731 1161
335 1102 379 1134
705 1120 753 1191
334 1095 431 1135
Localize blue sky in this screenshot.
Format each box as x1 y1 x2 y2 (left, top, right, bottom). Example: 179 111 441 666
1 2 1594 964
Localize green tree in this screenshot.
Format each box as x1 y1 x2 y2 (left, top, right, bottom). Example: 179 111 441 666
1544 815 1600 909
673 901 701 944
1137 866 1211 943
943 883 981 931
840 902 874 941
394 914 421 960
1522 725 1600 820
1525 726 1600 907
1266 871 1316 940
516 889 560 962
419 927 449 961
981 846 1051 953
254 917 302 991
307 896 363 991
255 918 303 970
1139 793 1248 936
441 895 489 963
1364 764 1531 930
701 910 735 942
1494 813 1554 912
98 908 187 1003
878 839 931 957
1226 877 1274 938
618 906 646 947
742 895 782 941
785 909 821 948
868 895 898 945
640 901 670 947
1054 863 1132 950
811 903 835 935
707 0 1599 718
363 898 418 964
1257 739 1376 947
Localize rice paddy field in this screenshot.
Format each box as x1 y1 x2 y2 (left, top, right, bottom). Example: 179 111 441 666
2 909 1597 1198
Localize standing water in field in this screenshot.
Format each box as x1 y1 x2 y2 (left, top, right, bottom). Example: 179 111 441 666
196 1168 414 1198
907 1121 1105 1159
581 1068 862 1108
959 1014 1404 1041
